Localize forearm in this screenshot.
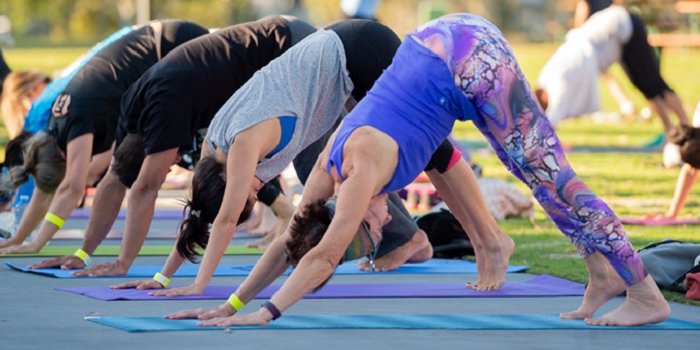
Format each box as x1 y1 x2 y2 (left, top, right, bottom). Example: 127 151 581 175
11 191 52 244
193 220 238 289
30 185 85 248
269 251 337 312
667 164 698 217
81 172 127 253
160 244 186 277
235 233 293 302
116 187 158 266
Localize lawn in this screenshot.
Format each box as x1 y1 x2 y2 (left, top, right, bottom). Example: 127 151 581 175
2 43 700 305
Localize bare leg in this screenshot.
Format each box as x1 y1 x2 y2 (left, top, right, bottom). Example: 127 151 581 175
560 252 626 319
662 91 689 126
427 160 514 291
359 228 432 271
586 274 670 326
647 97 675 133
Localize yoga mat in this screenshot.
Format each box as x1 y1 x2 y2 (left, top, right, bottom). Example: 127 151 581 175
54 229 177 240
3 244 261 257
620 217 700 226
57 275 583 301
6 259 528 278
86 314 700 332
69 208 183 220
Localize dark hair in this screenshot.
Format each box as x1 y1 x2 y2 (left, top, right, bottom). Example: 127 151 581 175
1 131 32 169
0 132 65 193
669 125 700 168
286 200 338 291
111 133 146 188
176 157 254 262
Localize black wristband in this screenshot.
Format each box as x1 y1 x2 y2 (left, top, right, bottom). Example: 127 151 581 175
262 301 282 321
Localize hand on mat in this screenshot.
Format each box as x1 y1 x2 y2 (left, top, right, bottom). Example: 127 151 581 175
150 284 203 297
111 279 163 290
198 310 269 327
72 261 128 277
0 243 39 254
29 256 85 270
165 303 233 320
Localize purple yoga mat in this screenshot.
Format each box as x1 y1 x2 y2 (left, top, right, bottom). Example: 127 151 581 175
56 275 583 301
69 208 183 220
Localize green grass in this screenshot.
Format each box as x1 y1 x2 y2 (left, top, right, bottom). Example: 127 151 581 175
3 44 700 305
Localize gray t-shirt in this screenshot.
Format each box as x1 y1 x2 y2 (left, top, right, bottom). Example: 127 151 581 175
206 29 353 182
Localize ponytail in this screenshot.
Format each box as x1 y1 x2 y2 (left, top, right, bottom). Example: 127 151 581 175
176 157 255 262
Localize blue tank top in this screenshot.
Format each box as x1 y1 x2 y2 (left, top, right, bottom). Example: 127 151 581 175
23 27 134 134
327 37 476 193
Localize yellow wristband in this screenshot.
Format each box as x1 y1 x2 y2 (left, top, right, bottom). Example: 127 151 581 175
73 248 92 267
44 212 65 229
227 293 245 312
152 272 171 288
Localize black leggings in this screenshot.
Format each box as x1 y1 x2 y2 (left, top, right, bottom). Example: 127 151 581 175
327 19 401 101
620 12 672 99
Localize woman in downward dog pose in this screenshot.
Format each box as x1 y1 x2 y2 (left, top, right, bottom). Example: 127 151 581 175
0 20 207 254
169 13 669 327
139 19 447 298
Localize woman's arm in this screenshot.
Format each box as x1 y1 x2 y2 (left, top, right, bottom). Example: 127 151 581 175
665 163 698 219
74 148 178 276
29 170 127 269
0 134 93 253
0 189 52 248
157 119 280 296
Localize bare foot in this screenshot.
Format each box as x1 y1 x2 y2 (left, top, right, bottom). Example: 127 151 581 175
466 233 514 291
560 262 626 320
585 275 670 326
359 229 432 271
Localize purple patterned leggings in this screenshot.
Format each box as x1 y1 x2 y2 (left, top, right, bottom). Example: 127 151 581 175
412 14 646 285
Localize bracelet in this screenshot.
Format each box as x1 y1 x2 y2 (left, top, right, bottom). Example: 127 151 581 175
72 248 92 267
227 293 246 312
152 272 171 288
44 212 65 229
262 301 282 321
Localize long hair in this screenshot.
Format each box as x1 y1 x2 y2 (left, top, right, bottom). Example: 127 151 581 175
1 71 50 138
669 125 700 168
111 133 146 187
0 132 65 193
176 157 254 262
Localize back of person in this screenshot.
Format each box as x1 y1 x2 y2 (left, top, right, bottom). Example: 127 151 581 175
119 16 312 170
567 5 632 71
48 20 207 155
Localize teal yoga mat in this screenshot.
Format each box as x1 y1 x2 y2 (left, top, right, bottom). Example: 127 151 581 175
5 259 529 278
86 314 700 332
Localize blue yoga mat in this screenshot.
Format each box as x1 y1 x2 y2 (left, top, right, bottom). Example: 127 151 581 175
86 314 700 332
6 259 529 278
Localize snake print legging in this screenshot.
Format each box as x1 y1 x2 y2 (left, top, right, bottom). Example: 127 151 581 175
412 14 646 285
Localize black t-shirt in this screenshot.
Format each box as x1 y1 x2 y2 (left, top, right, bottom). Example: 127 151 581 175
586 0 613 17
48 20 208 154
118 16 295 170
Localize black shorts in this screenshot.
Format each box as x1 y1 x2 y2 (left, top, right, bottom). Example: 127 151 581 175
620 12 672 99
